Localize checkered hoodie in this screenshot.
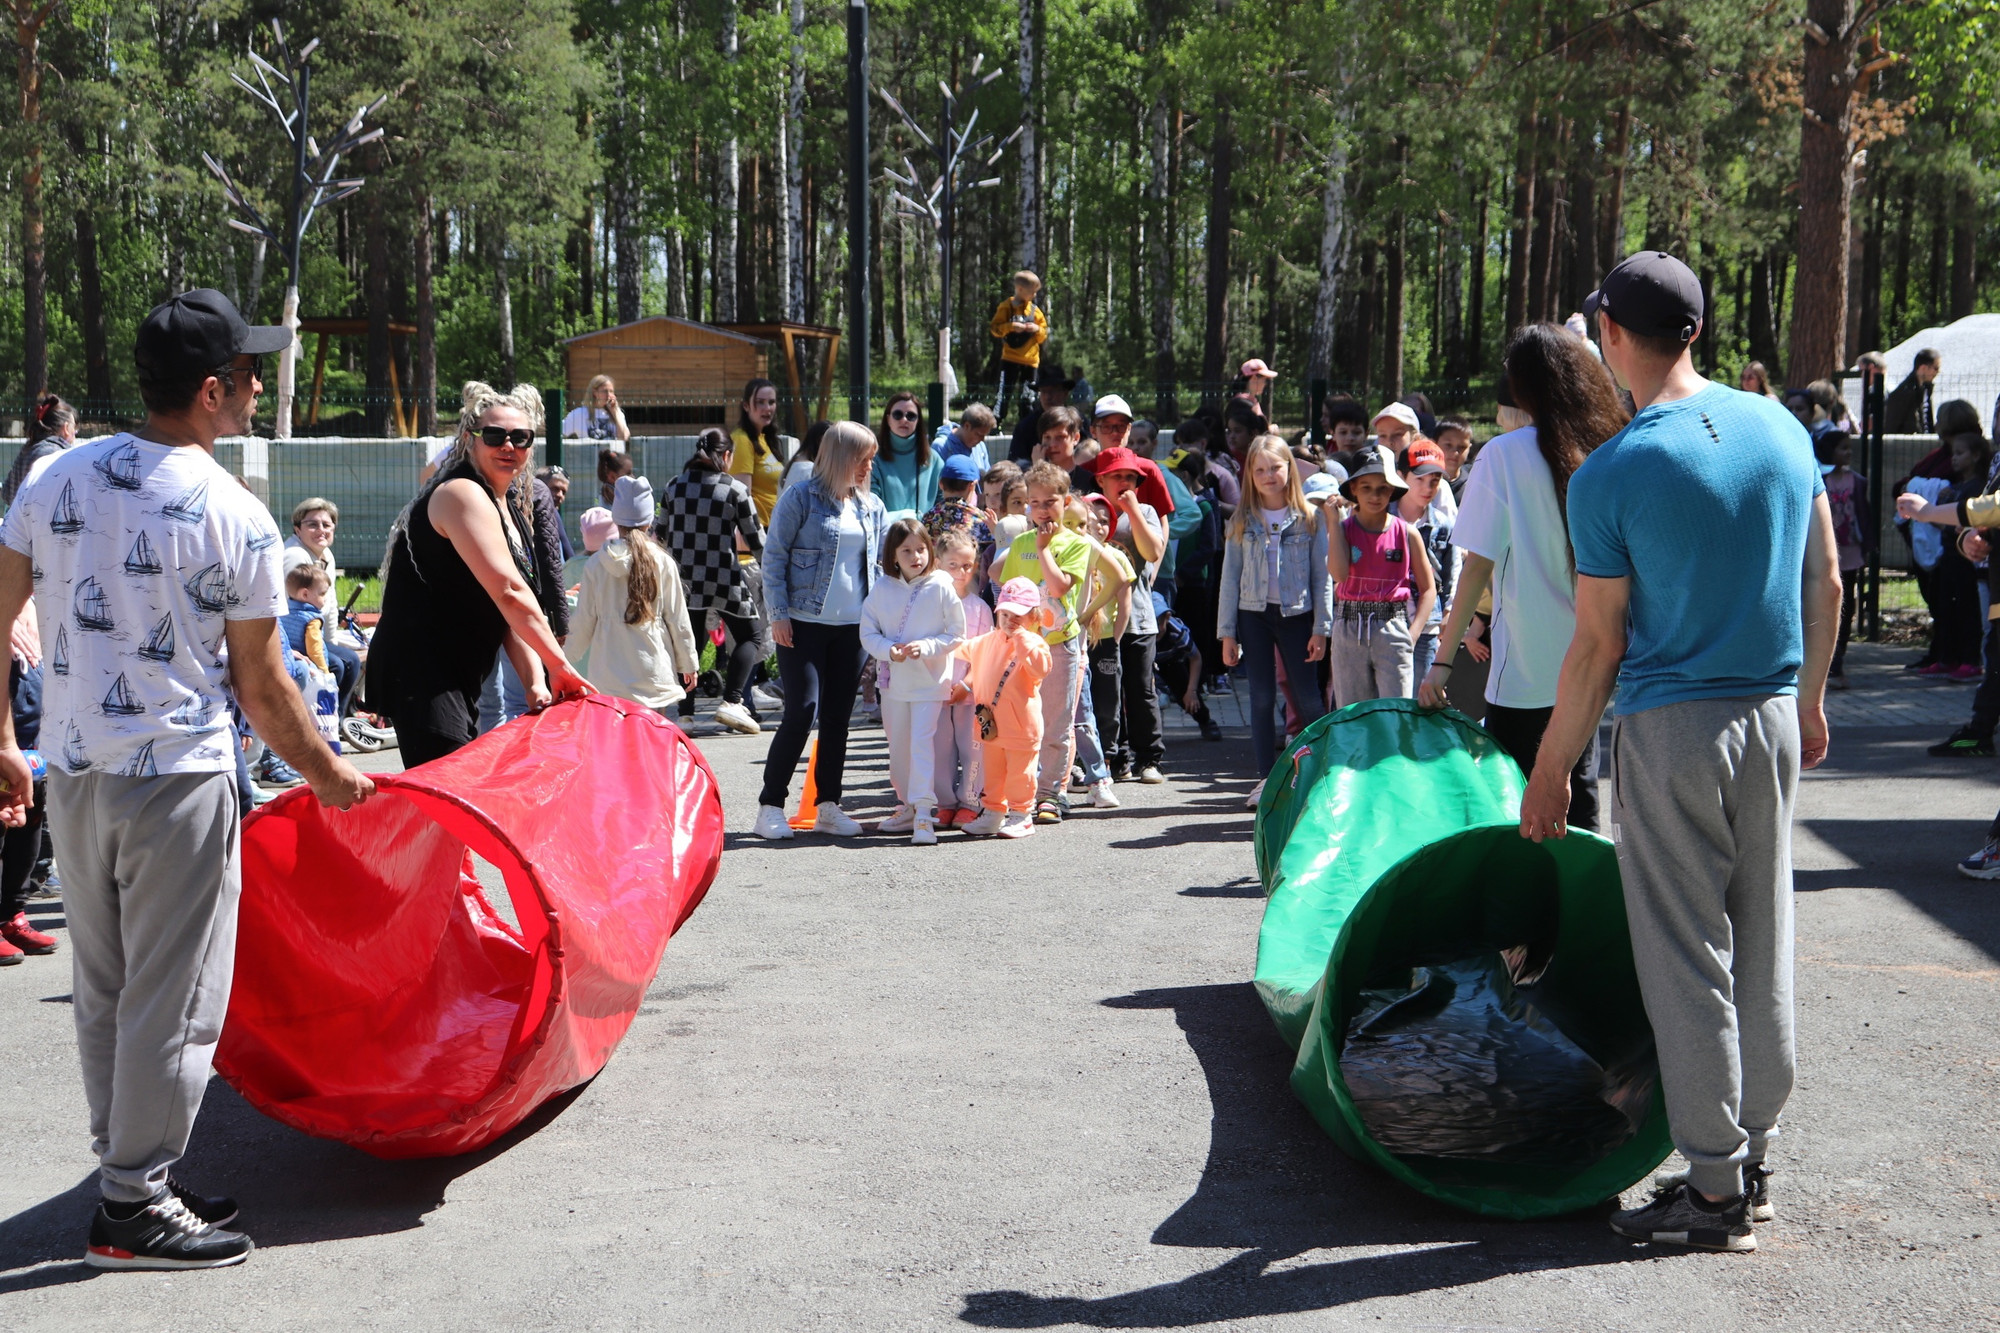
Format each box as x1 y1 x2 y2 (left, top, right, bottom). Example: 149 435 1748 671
660 468 764 617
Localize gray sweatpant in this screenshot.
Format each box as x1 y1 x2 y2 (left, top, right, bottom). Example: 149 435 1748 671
50 770 242 1204
1329 609 1414 709
1608 694 1798 1200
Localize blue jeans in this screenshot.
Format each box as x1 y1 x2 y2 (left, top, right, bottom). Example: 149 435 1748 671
1237 607 1326 778
1411 628 1440 696
1073 655 1111 786
477 656 530 734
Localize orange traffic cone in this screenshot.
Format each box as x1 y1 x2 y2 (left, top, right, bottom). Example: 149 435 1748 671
788 735 821 830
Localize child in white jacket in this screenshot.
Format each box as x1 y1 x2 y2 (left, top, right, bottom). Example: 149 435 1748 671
860 518 967 844
569 476 701 714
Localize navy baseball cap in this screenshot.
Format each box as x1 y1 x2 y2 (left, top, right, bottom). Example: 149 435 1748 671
135 288 292 382
1584 252 1703 342
941 454 983 483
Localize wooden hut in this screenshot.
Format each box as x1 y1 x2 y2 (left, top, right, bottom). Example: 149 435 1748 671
562 317 771 428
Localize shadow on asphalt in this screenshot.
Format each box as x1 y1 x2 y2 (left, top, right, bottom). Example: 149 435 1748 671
1798 816 2000 963
960 982 1661 1326
0 1079 591 1293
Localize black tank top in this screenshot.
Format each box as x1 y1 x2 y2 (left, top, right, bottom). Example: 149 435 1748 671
366 456 537 705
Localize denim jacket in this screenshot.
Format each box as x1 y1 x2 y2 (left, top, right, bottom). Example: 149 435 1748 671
762 477 888 622
1217 506 1333 638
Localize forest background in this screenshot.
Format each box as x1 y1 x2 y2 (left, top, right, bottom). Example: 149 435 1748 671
3 0 1997 434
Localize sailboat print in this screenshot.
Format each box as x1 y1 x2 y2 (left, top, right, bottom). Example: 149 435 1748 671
62 722 90 772
50 624 68 676
166 694 217 728
124 530 164 575
137 613 176 663
73 577 115 632
49 480 85 535
247 526 280 551
119 740 159 778
102 673 144 717
161 480 209 525
94 441 144 491
184 563 230 614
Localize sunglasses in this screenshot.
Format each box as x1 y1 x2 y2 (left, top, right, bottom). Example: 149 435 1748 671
216 355 265 390
480 427 536 450
888 408 919 422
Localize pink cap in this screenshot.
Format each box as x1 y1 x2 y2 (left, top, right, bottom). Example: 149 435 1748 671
995 576 1042 618
580 507 617 553
1240 358 1276 381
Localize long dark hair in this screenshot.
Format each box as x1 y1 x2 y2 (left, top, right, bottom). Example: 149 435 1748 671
687 426 729 475
29 394 76 446
878 391 930 467
737 378 781 460
1503 323 1629 549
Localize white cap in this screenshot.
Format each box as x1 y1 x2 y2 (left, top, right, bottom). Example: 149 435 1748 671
1371 402 1421 433
1092 393 1134 421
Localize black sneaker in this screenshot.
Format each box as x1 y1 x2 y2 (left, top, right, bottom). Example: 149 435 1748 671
86 1192 253 1269
1609 1182 1754 1252
1904 656 1938 671
1928 727 1996 758
1652 1162 1773 1223
1198 715 1223 742
168 1177 239 1227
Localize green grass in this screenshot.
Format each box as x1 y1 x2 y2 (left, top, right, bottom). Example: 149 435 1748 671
337 576 384 615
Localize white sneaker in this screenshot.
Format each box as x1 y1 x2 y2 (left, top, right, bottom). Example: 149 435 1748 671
749 686 785 711
878 803 916 834
998 811 1035 839
1244 778 1266 810
712 700 761 735
911 813 937 846
961 808 1004 836
814 802 863 836
753 805 795 840
1138 766 1166 785
1088 780 1121 809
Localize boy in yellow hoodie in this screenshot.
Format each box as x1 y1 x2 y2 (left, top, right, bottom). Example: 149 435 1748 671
989 270 1048 426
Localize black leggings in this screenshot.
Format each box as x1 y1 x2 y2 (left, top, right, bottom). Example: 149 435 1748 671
0 780 46 919
390 685 482 770
1482 702 1600 832
687 607 763 705
758 621 865 809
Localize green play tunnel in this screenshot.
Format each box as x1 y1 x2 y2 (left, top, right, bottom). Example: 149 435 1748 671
1252 698 1673 1219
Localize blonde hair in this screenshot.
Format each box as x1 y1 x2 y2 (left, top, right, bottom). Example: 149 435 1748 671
813 420 877 496
1011 270 1041 290
430 380 546 501
290 496 339 528
585 373 616 404
620 524 663 626
1228 434 1309 542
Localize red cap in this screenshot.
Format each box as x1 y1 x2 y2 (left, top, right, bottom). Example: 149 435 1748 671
1402 440 1447 476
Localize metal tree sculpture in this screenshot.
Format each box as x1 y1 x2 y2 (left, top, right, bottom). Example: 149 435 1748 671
203 19 386 438
879 55 1015 401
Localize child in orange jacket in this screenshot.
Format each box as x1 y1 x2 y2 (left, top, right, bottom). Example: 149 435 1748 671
950 577 1053 839
989 270 1048 425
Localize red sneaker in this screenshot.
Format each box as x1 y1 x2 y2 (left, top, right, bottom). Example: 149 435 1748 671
1951 664 1984 681
1919 662 1952 676
0 936 21 966
1 912 57 955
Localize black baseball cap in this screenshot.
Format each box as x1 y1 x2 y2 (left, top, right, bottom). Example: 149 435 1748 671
1583 251 1703 342
135 288 292 382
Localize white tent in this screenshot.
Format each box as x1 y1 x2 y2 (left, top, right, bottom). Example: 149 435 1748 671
1843 313 2000 432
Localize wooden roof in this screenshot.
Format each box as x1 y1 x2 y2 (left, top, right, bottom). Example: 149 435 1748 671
562 316 772 349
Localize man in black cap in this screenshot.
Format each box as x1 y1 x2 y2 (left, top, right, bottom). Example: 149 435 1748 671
1008 363 1075 464
0 288 375 1269
1517 251 1843 1252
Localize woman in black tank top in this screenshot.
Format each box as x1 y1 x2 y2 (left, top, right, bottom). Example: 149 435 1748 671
367 396 591 766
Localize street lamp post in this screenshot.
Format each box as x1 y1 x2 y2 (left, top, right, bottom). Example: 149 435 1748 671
203 19 386 438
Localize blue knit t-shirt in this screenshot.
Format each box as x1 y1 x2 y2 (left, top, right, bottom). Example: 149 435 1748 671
1567 382 1823 716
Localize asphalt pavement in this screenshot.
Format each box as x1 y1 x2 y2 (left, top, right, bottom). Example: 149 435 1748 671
0 641 1995 1330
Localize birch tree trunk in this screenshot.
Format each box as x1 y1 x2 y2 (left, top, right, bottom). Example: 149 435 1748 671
719 0 741 323
414 192 438 436
785 0 807 322
1148 83 1174 418
1016 0 1040 271
496 235 517 388
1306 133 1349 391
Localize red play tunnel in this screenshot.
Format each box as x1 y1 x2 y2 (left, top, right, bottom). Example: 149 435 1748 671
216 695 724 1158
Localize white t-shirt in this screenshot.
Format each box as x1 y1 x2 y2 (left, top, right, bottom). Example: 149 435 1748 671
1113 502 1165 635
562 406 624 443
1261 507 1289 601
1 434 286 776
1449 425 1575 710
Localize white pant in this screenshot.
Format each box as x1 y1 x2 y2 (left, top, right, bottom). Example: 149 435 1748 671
932 701 984 808
883 697 944 809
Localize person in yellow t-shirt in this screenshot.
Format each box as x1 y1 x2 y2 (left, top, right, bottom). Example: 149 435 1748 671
996 461 1093 822
989 270 1048 427
728 377 787 529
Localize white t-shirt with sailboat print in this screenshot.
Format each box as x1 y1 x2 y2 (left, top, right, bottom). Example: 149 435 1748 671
0 433 286 777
